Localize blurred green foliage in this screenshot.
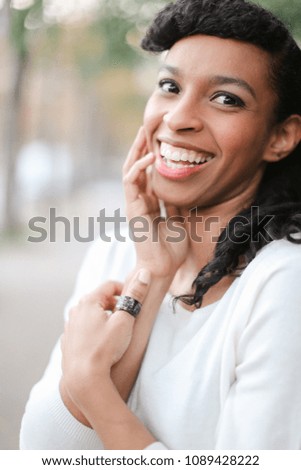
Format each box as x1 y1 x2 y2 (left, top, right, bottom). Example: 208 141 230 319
8 0 169 79
257 0 301 37
8 0 300 78
9 0 43 58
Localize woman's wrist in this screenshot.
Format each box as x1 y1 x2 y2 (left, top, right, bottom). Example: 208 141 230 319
79 377 156 450
112 267 174 401
59 378 92 428
62 355 156 449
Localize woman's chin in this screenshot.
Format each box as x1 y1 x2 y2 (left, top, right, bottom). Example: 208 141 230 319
151 185 196 210
151 177 179 205
150 172 196 209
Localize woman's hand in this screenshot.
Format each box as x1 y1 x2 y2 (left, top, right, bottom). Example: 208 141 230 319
61 268 151 409
123 127 189 277
60 268 157 449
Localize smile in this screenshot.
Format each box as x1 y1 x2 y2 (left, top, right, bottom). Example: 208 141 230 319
160 142 214 168
155 142 214 180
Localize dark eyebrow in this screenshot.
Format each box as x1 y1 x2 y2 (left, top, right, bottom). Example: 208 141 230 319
210 75 256 99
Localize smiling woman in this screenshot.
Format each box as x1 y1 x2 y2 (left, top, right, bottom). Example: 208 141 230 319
20 0 301 450
145 35 279 209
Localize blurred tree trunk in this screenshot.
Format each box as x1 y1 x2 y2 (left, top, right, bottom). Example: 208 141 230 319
70 87 115 189
3 49 28 231
1 1 28 231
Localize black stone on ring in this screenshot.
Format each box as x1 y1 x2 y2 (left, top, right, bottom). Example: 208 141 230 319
115 295 142 318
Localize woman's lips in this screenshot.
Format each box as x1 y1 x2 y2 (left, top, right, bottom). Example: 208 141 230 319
155 157 204 179
155 141 214 180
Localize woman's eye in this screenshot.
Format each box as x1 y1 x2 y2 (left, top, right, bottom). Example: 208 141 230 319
158 79 180 94
211 93 245 108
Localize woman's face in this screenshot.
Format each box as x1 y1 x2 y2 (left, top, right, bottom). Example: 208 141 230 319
143 34 278 211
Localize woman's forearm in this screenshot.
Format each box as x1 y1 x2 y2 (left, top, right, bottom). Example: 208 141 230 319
81 377 156 450
61 267 165 448
111 271 174 401
60 268 174 428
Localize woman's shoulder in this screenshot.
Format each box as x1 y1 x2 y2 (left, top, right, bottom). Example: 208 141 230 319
262 236 301 254
222 238 301 338
245 238 301 275
225 238 301 305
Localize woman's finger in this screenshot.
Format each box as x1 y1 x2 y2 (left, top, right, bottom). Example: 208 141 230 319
124 268 151 304
122 127 148 175
60 333 65 353
79 280 124 311
123 153 155 203
114 268 151 322
124 153 155 185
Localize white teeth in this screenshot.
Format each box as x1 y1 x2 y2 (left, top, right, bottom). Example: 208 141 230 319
172 151 180 161
161 142 167 153
188 152 196 163
165 160 183 169
160 142 214 164
164 159 195 169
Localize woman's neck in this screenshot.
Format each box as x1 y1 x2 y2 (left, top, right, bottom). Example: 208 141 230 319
181 198 247 265
168 193 254 306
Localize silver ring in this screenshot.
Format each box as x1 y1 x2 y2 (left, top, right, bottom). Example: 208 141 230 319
115 295 142 318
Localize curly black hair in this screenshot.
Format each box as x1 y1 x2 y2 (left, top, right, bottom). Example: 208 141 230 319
141 0 301 307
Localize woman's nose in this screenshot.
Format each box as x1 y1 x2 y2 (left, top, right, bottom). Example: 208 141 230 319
163 98 204 132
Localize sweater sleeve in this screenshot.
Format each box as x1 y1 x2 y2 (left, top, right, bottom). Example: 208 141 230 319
20 237 135 450
215 243 301 449
19 340 104 450
19 339 169 450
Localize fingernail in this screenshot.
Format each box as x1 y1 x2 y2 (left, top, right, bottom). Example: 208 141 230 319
138 268 151 285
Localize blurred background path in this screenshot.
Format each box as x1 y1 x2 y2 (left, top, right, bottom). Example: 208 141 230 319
0 236 85 449
0 179 123 449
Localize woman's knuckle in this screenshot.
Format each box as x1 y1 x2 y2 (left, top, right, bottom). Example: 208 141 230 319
127 285 145 302
123 174 129 184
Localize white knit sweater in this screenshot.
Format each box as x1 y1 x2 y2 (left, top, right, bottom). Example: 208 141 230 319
20 237 301 449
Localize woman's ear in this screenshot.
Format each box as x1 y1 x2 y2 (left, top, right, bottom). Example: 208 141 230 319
263 114 301 163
